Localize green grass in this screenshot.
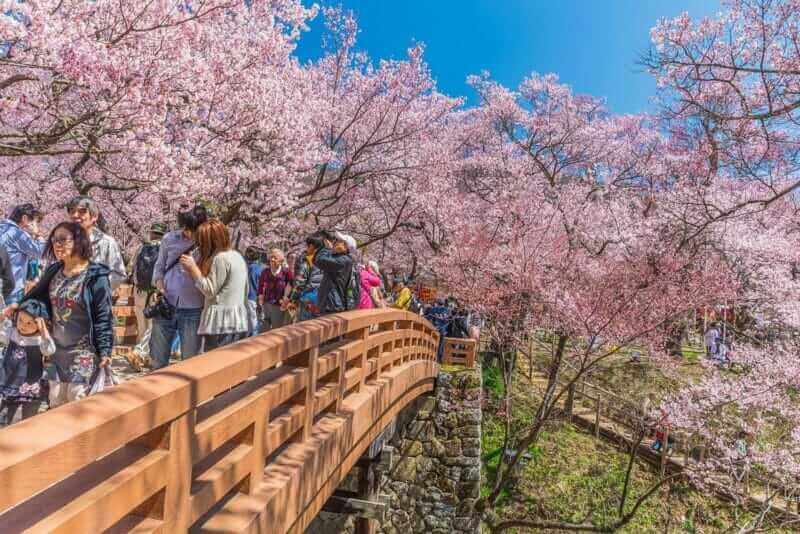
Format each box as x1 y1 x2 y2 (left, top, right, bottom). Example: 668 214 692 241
480 355 791 533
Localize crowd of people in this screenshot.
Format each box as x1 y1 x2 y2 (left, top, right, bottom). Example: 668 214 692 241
0 200 466 426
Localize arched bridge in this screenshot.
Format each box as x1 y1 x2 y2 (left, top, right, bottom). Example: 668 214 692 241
0 310 446 533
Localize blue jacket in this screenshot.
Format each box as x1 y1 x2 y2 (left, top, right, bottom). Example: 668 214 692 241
21 262 114 359
247 262 265 302
0 219 45 300
425 305 452 332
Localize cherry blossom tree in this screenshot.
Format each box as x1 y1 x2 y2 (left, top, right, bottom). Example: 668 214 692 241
645 0 800 231
0 0 323 240
301 7 461 254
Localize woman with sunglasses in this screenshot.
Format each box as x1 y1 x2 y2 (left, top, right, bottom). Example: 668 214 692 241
3 222 114 407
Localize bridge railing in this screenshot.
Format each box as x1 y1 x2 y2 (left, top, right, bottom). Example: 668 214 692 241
442 338 477 368
0 309 439 533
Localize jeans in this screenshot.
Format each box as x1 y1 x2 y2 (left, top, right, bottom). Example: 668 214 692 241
246 300 260 337
149 308 202 369
203 332 246 352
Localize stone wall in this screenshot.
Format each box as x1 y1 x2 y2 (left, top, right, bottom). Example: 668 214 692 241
307 365 483 534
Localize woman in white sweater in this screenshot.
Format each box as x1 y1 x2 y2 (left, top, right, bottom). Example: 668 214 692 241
180 219 249 352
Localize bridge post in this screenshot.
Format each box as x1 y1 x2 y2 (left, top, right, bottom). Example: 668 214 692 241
355 455 380 534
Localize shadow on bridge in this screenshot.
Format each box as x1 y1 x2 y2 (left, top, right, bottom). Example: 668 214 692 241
0 309 440 533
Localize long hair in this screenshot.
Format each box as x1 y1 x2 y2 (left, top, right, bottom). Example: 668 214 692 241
196 219 231 276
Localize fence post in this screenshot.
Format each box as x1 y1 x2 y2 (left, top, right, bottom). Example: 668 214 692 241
466 340 476 368
302 346 319 442
565 383 576 420
356 327 369 392
594 397 601 438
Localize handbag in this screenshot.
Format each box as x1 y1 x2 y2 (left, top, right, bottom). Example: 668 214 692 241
89 366 119 395
370 286 385 308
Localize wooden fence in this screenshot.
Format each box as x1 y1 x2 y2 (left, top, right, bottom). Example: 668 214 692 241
520 346 800 517
442 338 477 368
0 309 440 533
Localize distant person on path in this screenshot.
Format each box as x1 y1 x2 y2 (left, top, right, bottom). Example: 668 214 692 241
244 247 266 336
66 196 127 290
650 407 674 453
290 235 324 321
180 219 249 351
0 203 46 304
257 248 293 331
704 324 720 358
11 222 114 408
150 204 208 368
313 231 357 315
0 300 54 424
131 222 166 362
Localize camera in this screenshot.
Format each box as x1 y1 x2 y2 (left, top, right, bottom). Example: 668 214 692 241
143 292 175 321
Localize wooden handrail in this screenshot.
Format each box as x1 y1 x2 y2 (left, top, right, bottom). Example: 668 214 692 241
0 309 440 533
442 337 477 368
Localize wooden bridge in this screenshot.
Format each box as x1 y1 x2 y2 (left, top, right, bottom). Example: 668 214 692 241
0 309 454 533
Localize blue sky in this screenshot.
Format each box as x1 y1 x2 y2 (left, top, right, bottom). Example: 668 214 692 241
295 0 721 114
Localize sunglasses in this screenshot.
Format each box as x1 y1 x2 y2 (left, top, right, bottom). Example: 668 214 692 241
68 207 90 216
51 236 74 246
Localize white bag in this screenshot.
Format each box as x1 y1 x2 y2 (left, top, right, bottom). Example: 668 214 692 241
89 367 119 395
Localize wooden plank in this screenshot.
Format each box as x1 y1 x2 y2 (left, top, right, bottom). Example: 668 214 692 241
24 449 170 533
322 495 387 521
190 443 253 523
107 514 164 534
113 306 137 317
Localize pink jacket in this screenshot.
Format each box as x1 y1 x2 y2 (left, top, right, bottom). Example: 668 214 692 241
357 268 382 309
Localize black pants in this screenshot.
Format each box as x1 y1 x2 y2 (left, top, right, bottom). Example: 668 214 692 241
1 400 41 425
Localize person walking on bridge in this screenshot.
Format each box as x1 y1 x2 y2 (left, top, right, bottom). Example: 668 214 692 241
0 203 46 304
66 196 127 290
257 248 293 331
150 204 208 368
180 219 249 352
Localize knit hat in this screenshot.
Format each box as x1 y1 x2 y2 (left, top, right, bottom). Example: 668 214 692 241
334 231 357 254
17 299 49 320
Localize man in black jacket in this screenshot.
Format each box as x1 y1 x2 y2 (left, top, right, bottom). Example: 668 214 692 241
313 231 356 315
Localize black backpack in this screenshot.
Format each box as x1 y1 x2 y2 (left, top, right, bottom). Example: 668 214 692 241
345 264 361 311
409 294 423 314
134 243 160 291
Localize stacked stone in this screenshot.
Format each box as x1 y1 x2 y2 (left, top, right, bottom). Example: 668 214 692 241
307 365 483 534
381 366 482 534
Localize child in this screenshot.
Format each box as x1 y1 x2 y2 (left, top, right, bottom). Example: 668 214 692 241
0 300 55 425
